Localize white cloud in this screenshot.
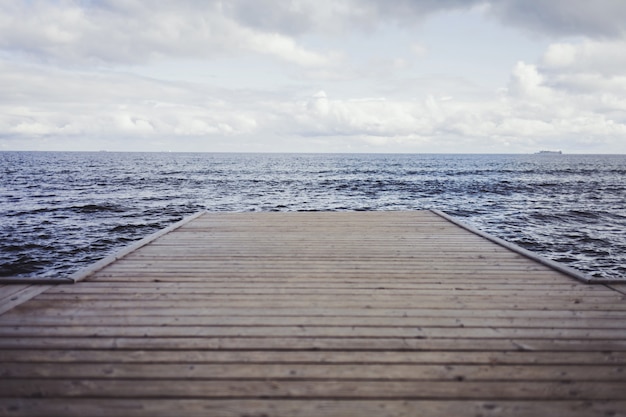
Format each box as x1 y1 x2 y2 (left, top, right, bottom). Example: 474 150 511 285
0 61 262 144
1 1 625 153
2 54 626 153
410 43 429 58
541 43 577 69
0 1 335 68
507 62 552 100
541 39 626 77
245 31 334 67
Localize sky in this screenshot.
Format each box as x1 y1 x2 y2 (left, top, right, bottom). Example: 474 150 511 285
1 0 626 153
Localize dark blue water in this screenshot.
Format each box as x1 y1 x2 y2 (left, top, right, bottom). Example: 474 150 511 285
1 151 625 280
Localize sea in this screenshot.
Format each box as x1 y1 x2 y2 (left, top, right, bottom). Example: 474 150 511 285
1 151 625 281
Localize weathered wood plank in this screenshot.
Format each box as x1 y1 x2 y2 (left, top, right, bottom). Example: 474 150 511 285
2 349 625 365
88 273 579 283
2 315 624 329
2 399 625 417
39 285 618 297
2 325 625 339
43 281 605 291
7 305 626 319
2 379 626 400
2 362 625 381
11 299 626 311
37 290 626 307
1 337 626 351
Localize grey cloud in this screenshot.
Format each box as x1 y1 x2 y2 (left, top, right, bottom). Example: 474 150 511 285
2 0 625 69
205 0 413 36
353 0 626 38
360 0 482 20
488 0 626 38
221 0 317 35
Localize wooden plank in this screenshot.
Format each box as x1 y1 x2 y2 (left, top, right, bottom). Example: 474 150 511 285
2 325 625 339
43 282 611 292
27 287 619 299
2 362 626 381
2 315 624 329
1 399 624 417
2 379 626 400
2 349 625 365
11 299 626 311
88 274 580 283
1 337 626 351
0 337 521 351
7 305 626 319
37 289 625 300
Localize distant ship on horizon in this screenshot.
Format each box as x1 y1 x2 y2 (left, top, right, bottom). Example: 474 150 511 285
535 150 562 155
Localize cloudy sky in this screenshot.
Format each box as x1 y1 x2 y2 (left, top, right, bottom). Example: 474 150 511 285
2 0 626 153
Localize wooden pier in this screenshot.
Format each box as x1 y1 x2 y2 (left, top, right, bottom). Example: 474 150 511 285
1 210 626 416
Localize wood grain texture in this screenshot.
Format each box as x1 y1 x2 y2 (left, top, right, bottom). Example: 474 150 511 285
0 210 624 416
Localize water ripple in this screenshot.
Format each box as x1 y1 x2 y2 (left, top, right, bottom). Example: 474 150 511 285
1 151 624 280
